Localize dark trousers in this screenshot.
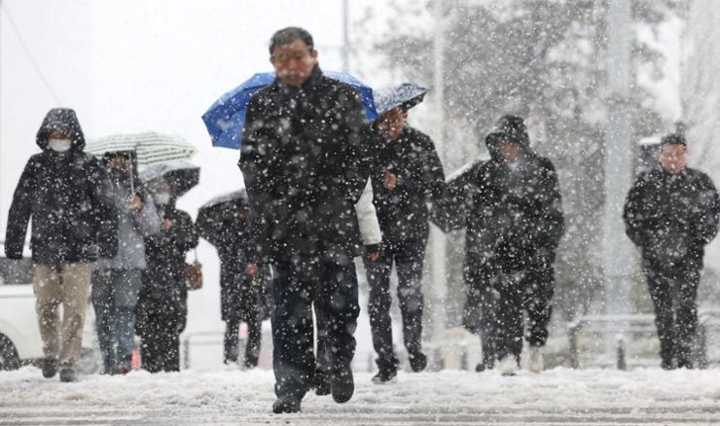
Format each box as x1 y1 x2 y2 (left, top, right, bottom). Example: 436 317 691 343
472 253 555 365
139 301 182 373
271 260 359 400
643 258 701 366
224 316 261 367
363 234 427 370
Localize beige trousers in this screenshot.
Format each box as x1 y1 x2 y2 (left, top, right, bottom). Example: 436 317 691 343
33 263 92 369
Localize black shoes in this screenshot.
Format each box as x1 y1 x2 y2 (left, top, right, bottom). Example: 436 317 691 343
313 369 331 396
42 358 57 379
408 351 427 372
371 367 397 384
59 368 77 383
330 364 354 403
272 396 301 414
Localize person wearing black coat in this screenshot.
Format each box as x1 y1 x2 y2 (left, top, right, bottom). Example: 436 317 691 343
196 199 266 368
4 108 117 382
363 103 445 384
437 115 564 375
623 133 720 369
135 180 198 373
238 28 371 413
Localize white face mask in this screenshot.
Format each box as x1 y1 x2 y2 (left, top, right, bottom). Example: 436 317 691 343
48 138 72 152
154 192 171 205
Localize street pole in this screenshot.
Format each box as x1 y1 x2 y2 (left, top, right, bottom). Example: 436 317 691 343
604 0 635 367
430 0 447 367
341 0 349 73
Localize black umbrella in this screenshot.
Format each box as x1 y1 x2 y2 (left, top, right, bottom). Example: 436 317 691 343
373 83 429 117
140 161 200 198
196 189 248 242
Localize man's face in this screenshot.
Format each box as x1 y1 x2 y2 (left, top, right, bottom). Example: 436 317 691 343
497 139 521 164
659 144 686 173
108 156 129 172
377 108 408 141
270 39 318 87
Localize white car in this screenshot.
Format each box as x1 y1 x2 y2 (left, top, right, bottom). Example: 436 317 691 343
0 244 99 372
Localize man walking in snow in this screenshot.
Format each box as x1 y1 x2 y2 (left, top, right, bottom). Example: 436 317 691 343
5 108 118 382
624 133 720 369
362 84 445 384
238 27 370 413
435 115 564 375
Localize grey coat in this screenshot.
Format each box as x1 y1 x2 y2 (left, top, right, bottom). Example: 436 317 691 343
94 183 160 270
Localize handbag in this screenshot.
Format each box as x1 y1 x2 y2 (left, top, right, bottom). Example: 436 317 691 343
184 250 203 291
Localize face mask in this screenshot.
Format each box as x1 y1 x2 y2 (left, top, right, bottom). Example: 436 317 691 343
154 192 171 205
48 138 72 152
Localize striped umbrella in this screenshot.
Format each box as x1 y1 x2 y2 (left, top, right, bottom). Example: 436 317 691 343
85 132 197 166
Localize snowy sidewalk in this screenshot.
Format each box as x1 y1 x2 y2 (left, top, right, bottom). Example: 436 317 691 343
2 367 720 425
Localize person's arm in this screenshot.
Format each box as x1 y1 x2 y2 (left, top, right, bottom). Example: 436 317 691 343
238 95 272 264
5 159 35 259
691 172 720 246
337 85 373 203
134 196 161 237
87 158 119 259
174 211 199 253
535 159 565 248
623 173 650 248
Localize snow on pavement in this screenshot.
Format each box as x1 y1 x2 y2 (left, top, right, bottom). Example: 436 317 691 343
2 366 720 425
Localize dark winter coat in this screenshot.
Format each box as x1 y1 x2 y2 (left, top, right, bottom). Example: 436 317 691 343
370 126 445 244
238 65 371 265
623 167 720 268
196 207 258 321
5 108 118 264
433 129 564 274
136 205 198 334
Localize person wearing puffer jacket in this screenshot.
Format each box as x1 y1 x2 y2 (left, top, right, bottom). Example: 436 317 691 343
5 108 118 382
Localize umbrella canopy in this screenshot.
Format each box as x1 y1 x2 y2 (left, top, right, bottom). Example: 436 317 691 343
200 189 248 210
196 189 248 241
86 132 197 166
202 71 378 150
139 161 200 199
373 83 429 117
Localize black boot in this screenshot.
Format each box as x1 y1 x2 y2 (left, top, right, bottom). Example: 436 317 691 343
272 396 301 414
408 350 427 372
59 368 77 383
42 358 57 379
330 364 354 403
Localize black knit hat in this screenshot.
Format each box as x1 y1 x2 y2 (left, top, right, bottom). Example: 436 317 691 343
660 133 687 147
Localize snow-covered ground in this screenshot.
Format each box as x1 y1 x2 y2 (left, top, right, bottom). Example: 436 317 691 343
2 366 720 425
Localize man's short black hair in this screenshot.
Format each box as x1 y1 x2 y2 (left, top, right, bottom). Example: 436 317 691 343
660 133 687 148
269 27 314 55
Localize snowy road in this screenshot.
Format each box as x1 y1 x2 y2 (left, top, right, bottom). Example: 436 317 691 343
2 367 720 425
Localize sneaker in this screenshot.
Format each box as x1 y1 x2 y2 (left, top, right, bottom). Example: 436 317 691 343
314 369 331 396
42 358 57 379
497 355 519 376
408 351 427 373
330 364 354 403
371 367 397 384
272 396 301 414
528 347 544 373
59 368 77 383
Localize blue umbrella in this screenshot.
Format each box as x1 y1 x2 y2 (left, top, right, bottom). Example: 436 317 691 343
202 71 378 149
373 83 429 117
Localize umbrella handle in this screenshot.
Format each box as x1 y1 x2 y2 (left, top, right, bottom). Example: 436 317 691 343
129 168 135 195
